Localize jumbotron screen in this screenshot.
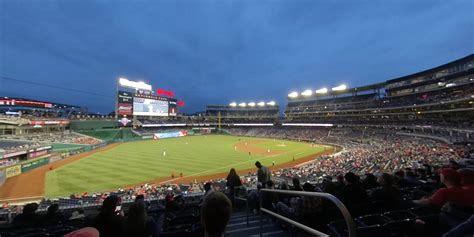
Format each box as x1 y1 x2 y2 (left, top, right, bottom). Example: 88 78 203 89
133 97 168 116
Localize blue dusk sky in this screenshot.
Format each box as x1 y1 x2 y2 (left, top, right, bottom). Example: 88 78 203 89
0 0 473 113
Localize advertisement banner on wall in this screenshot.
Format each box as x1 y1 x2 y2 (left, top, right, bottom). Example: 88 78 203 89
48 155 63 163
21 158 49 173
153 130 188 139
3 150 27 159
118 91 134 103
28 150 48 159
118 103 133 116
6 165 22 178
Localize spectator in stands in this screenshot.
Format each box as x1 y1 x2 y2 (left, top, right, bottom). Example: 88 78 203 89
405 170 422 187
90 195 124 237
321 176 337 195
414 168 474 207
337 172 368 216
122 201 159 237
262 180 279 211
291 178 303 191
255 161 271 188
201 192 232 237
226 168 242 203
247 183 262 213
369 173 402 211
12 203 41 227
335 175 345 190
42 203 64 224
362 173 379 190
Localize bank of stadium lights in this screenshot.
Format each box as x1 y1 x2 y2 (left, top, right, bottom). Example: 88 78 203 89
331 84 347 91
230 101 275 107
118 78 152 91
301 89 313 96
315 88 328 94
288 91 298 98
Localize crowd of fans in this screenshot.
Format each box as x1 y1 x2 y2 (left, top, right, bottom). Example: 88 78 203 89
0 140 42 154
286 83 473 114
0 127 473 236
0 132 102 145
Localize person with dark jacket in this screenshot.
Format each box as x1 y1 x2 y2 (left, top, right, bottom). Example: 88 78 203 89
122 202 159 237
337 172 368 216
255 161 271 187
226 168 242 203
292 178 303 191
12 203 41 227
369 173 402 211
362 173 379 190
42 203 65 224
90 195 124 237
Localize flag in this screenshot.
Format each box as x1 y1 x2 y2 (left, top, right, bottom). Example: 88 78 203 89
156 88 174 97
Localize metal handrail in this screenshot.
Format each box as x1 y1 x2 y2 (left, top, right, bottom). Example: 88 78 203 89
259 189 356 237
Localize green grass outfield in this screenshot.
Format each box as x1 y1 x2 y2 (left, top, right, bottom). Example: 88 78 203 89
45 135 329 197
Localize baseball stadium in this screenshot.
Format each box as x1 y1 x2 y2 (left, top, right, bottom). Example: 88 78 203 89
0 2 473 236
0 54 473 236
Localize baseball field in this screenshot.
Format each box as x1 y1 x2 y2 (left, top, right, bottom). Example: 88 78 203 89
44 135 329 197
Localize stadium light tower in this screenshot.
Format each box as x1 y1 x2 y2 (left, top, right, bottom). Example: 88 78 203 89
229 102 237 107
332 84 347 91
257 101 265 107
301 89 313 96
239 102 246 107
267 101 276 106
248 102 256 107
315 88 328 94
288 91 298 98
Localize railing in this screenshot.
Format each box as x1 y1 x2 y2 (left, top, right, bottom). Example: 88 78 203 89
259 189 356 237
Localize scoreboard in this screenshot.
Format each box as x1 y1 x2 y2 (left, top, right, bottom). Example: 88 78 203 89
116 91 178 117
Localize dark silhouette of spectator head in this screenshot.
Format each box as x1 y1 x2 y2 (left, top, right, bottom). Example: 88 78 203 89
47 203 59 216
228 168 237 177
378 173 394 186
255 161 262 168
292 178 302 191
23 203 39 214
336 175 345 183
440 168 461 187
278 181 289 190
394 170 405 179
101 195 120 215
204 182 212 193
123 202 147 236
135 194 145 202
303 182 315 192
266 180 274 188
344 172 359 184
201 192 232 237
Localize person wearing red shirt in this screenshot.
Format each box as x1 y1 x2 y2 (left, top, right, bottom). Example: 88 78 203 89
414 168 474 207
